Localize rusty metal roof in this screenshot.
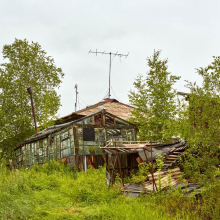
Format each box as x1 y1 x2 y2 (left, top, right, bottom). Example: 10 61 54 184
100 141 184 155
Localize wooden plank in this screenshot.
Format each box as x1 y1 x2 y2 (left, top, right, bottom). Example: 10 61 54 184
165 157 178 160
170 168 180 173
164 160 177 163
122 144 146 148
163 163 173 166
168 155 178 158
173 152 183 155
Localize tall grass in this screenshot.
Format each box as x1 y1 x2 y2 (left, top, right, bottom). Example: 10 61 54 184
0 161 220 219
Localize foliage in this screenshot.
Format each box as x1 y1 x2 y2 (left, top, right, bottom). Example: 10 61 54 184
0 161 220 219
130 162 150 183
130 155 164 185
156 154 164 191
129 50 180 142
178 56 220 181
0 39 64 159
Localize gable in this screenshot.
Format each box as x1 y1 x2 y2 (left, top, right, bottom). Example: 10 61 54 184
56 99 135 124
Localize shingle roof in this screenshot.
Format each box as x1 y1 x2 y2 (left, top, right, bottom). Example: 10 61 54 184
58 99 135 123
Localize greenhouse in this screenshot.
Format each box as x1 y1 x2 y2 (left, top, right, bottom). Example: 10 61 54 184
14 109 136 168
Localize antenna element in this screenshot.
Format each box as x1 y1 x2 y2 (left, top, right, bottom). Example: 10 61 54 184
89 50 129 98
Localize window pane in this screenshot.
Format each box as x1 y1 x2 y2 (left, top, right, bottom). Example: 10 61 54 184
61 131 69 141
61 148 70 158
95 129 105 141
79 145 84 154
15 148 21 156
76 117 94 125
126 129 134 141
61 139 70 150
84 146 93 154
94 146 101 154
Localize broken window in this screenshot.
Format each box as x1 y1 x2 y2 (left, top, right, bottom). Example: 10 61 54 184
15 148 22 165
22 146 25 162
15 148 21 156
78 128 105 154
107 129 135 146
43 138 47 161
76 116 94 125
69 128 74 155
33 141 39 163
60 127 74 158
26 143 34 165
78 128 84 154
83 128 95 141
37 138 47 163
105 115 115 126
48 134 59 161
107 129 123 141
115 118 129 126
126 130 134 141
94 114 102 125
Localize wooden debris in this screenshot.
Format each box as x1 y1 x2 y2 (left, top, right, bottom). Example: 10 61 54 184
136 156 143 164
146 168 182 190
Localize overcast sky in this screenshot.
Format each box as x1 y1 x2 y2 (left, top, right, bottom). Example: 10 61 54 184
0 0 220 117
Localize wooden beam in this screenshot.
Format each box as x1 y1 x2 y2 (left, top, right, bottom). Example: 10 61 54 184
116 148 124 186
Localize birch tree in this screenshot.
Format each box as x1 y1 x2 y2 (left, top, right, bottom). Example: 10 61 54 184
129 50 180 142
0 39 64 159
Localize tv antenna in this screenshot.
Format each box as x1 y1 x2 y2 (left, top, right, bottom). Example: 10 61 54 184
89 49 129 98
75 84 78 112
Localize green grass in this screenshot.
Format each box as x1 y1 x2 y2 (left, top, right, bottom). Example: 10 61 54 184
0 161 220 220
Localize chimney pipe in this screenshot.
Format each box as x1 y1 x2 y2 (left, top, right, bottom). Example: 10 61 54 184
27 87 38 134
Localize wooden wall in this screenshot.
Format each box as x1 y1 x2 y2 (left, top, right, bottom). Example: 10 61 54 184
66 153 139 178
66 154 106 171
107 152 139 178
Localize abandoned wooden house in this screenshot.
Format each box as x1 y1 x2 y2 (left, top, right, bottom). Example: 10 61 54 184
14 99 138 170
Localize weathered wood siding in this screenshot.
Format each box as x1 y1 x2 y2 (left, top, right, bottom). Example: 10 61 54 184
66 153 139 177
107 152 139 177
66 154 106 171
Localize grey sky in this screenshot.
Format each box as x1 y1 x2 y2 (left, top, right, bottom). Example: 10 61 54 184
0 0 220 117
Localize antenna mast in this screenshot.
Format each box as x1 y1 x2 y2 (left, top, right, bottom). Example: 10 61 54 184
89 50 129 98
75 84 78 112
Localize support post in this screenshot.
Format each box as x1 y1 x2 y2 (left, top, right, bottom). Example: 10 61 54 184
84 155 87 172
100 148 113 185
72 126 75 155
116 148 124 186
89 50 129 100
59 133 61 159
75 84 78 112
25 144 27 166
27 87 37 134
109 52 111 98
143 148 157 192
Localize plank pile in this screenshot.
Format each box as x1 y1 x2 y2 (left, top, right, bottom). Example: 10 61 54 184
145 168 182 190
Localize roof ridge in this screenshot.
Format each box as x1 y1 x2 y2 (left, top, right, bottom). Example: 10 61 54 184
60 100 135 119
60 101 104 119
